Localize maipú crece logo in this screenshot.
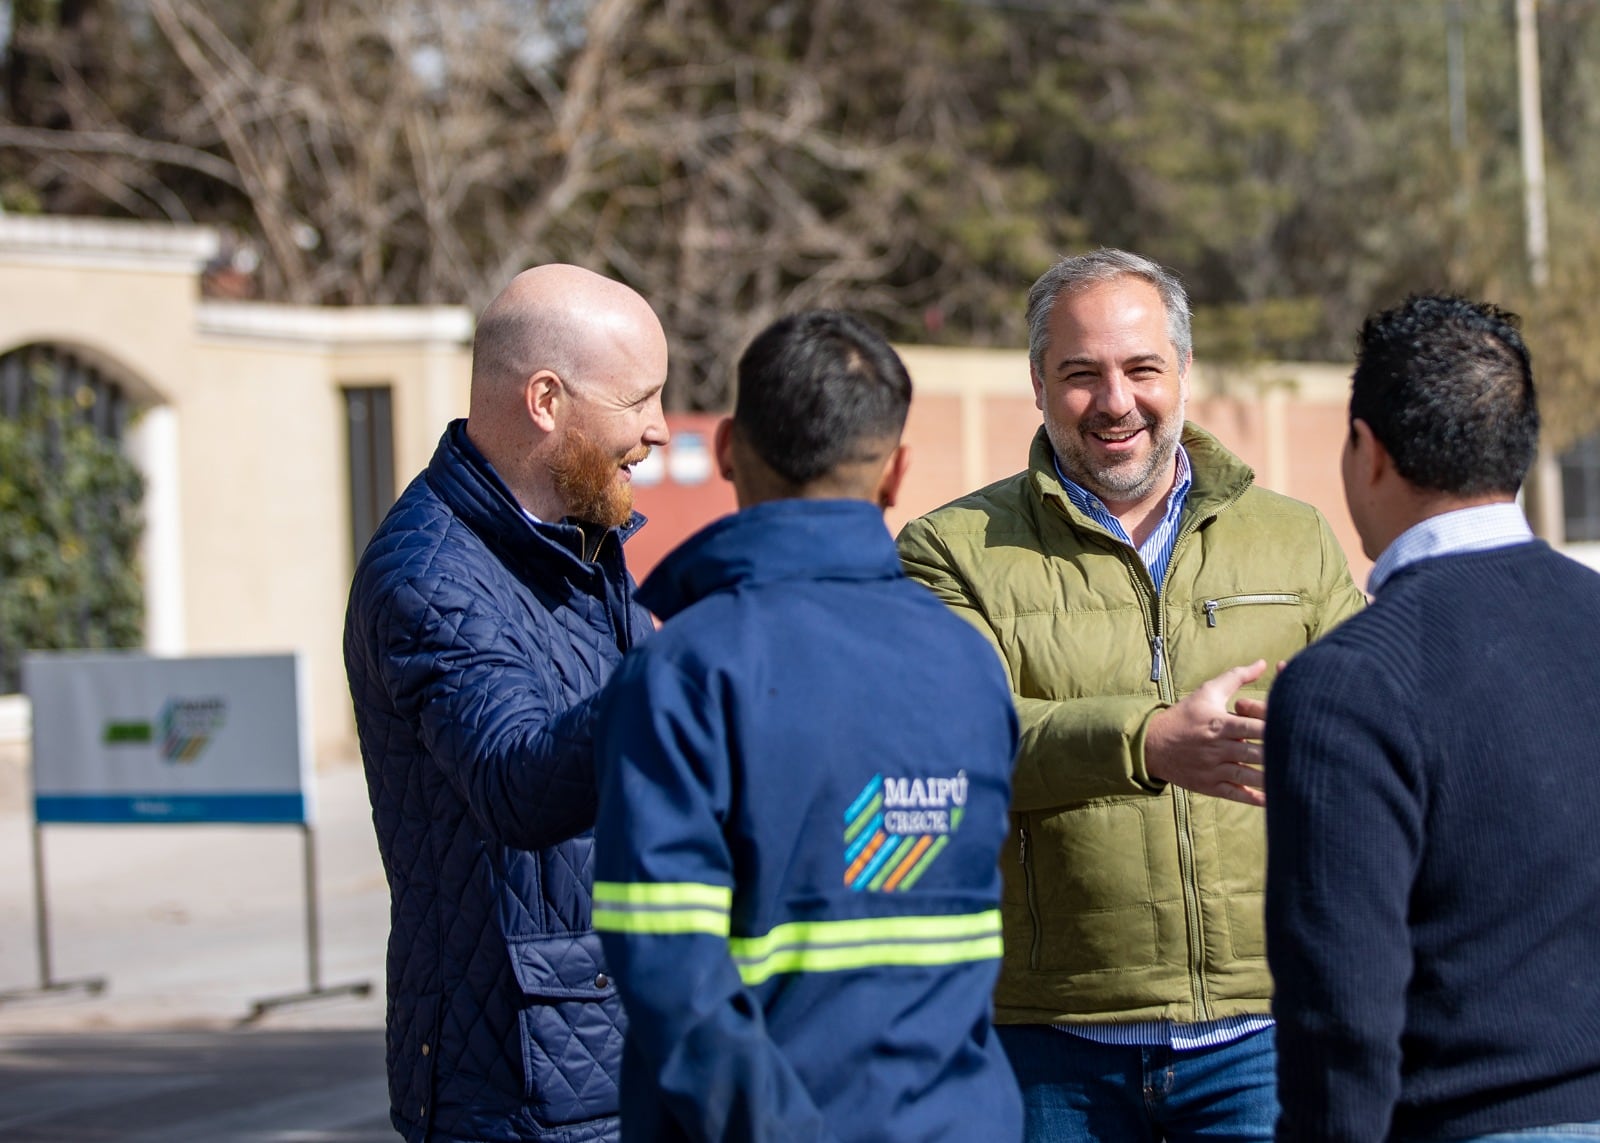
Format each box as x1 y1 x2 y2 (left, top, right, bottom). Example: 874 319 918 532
101 696 228 764
843 771 967 892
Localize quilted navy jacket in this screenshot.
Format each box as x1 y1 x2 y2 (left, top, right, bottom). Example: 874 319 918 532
345 420 648 1143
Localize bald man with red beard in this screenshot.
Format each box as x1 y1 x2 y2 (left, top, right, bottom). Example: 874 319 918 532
345 264 669 1143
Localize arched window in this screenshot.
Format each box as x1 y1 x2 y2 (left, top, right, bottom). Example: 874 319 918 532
0 344 144 693
0 345 133 441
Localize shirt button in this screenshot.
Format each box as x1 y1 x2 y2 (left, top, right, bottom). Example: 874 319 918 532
594 974 609 989
420 1043 429 1056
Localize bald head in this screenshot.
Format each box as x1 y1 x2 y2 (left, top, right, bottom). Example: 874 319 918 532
470 264 665 407
465 264 670 524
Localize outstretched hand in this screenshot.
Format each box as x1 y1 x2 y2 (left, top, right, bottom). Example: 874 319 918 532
1145 660 1269 807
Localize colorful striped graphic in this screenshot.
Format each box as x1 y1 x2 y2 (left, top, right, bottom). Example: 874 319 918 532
844 773 957 891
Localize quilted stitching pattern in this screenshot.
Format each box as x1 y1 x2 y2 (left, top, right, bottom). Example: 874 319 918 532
345 424 642 1143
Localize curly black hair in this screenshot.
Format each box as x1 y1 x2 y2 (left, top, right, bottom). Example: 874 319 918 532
1351 294 1539 497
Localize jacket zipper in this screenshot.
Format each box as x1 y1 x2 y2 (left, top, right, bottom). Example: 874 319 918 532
1058 476 1251 1022
1018 819 1043 970
1203 592 1301 627
1148 513 1237 1023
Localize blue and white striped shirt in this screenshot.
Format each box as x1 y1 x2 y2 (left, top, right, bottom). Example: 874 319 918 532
1367 502 1534 595
1054 446 1193 592
1052 444 1273 1050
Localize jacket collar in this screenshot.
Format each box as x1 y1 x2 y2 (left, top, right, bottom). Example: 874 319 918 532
1027 421 1253 535
425 419 645 574
638 499 902 621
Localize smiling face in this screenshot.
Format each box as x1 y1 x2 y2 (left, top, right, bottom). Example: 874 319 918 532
548 346 669 528
549 395 665 528
1032 275 1191 519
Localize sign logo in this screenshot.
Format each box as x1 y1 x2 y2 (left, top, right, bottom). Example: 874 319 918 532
842 771 966 892
101 696 228 763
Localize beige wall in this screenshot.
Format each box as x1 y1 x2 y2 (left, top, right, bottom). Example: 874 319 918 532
0 215 1383 759
0 217 474 756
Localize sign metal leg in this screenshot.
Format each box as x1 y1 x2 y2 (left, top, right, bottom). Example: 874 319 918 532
0 821 107 1006
243 822 372 1022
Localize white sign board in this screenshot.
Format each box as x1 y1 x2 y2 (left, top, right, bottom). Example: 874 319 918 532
23 652 314 825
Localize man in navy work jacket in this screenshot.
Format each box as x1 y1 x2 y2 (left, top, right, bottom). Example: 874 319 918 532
345 264 670 1143
591 310 1024 1142
1265 295 1600 1142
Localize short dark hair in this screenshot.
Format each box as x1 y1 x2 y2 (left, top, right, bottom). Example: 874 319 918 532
733 310 912 485
1351 294 1539 497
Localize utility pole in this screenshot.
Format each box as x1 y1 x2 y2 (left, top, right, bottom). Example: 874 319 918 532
1448 0 1467 153
1516 0 1563 542
1518 0 1549 292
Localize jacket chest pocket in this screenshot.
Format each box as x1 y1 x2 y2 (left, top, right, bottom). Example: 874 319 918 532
1199 593 1301 627
508 931 622 1125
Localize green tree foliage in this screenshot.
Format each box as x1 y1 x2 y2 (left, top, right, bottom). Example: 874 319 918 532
0 355 144 693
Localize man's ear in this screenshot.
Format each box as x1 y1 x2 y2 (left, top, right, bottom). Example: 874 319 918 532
1030 366 1046 413
874 443 911 510
1349 418 1390 488
713 416 736 483
525 370 562 433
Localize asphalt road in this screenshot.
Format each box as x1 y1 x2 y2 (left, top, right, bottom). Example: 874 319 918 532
0 1028 392 1141
0 741 398 1140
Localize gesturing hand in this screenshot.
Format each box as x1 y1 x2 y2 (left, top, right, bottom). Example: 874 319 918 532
1144 660 1269 807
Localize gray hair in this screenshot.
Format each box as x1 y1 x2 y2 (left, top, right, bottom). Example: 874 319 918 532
1025 249 1192 378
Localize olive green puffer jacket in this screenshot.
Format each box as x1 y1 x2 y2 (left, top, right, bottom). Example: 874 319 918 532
897 423 1364 1025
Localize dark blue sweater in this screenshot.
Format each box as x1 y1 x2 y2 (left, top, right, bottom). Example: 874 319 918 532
1265 541 1600 1142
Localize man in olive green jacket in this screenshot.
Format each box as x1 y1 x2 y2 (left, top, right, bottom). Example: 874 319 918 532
897 249 1363 1143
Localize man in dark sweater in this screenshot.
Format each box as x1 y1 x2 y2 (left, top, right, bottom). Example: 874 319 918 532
1264 295 1600 1142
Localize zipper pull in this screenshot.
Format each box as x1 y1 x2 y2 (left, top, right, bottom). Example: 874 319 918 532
1150 635 1164 682
1204 600 1218 627
1018 826 1028 865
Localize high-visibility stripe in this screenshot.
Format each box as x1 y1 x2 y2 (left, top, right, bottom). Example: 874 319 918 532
594 906 729 936
593 881 732 910
592 881 732 937
729 910 1002 986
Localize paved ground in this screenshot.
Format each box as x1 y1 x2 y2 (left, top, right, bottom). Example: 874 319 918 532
0 739 396 1139
0 1028 391 1141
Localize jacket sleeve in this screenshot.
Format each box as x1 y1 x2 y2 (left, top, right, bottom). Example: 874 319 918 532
1309 510 1367 638
898 517 1163 810
593 652 838 1143
371 573 602 850
1264 642 1418 1143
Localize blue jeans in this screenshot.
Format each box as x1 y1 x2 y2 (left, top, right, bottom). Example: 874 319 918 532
1446 1127 1600 1142
997 1024 1278 1143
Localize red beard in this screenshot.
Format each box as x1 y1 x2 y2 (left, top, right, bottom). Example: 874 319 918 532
548 426 648 528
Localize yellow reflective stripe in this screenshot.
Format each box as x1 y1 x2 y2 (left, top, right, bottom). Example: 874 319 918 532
594 906 729 937
728 910 1003 986
591 881 732 938
593 881 732 910
735 935 1003 986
